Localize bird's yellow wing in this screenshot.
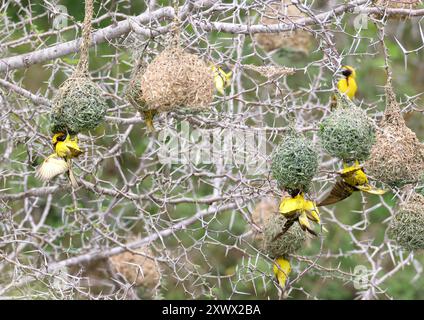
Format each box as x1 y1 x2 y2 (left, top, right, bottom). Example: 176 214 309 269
304 200 321 223
36 155 69 182
279 194 305 217
318 179 355 207
356 184 387 195
64 137 83 158
273 257 291 287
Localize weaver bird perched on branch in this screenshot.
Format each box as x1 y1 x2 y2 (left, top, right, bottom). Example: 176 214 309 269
275 192 324 239
331 65 357 110
318 160 386 206
36 133 83 188
273 257 291 288
211 65 232 95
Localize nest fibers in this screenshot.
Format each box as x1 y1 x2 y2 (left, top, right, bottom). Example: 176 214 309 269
388 193 424 251
50 77 108 134
319 99 376 162
271 132 318 193
254 0 313 54
365 87 424 187
251 197 279 241
262 214 306 258
109 246 160 289
128 46 214 114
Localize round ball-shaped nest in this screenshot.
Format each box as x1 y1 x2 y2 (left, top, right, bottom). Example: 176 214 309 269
262 214 306 258
50 77 108 135
136 46 214 113
109 246 160 289
388 193 424 251
365 99 424 187
271 133 318 192
319 105 376 162
254 0 313 53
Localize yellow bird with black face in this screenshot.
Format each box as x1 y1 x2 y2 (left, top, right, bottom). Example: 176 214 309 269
318 160 386 207
331 65 358 110
36 133 83 188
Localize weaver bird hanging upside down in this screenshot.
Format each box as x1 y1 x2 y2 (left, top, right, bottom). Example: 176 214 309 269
210 65 232 95
36 133 83 188
275 192 324 239
331 65 357 110
273 257 291 288
318 160 386 207
142 110 157 133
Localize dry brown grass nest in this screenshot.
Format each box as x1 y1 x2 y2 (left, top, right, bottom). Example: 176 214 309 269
388 193 424 251
251 197 279 240
365 87 424 187
109 246 161 289
262 214 306 258
127 46 214 114
254 0 313 54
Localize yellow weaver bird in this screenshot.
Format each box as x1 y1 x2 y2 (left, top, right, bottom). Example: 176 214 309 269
36 133 83 188
275 192 324 238
318 160 386 206
273 257 291 288
331 65 357 110
211 65 232 95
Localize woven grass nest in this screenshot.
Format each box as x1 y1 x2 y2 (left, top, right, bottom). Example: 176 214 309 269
127 46 214 114
319 99 376 162
262 214 306 258
251 197 279 240
388 193 424 251
50 76 108 134
109 246 160 289
271 132 318 193
365 88 424 187
254 0 313 54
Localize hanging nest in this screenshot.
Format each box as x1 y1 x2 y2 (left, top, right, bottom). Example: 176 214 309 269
129 46 214 114
271 131 318 193
388 193 424 251
251 197 279 240
262 214 306 258
319 98 376 162
109 246 160 289
365 87 424 187
50 76 108 134
373 0 421 20
49 0 108 135
254 0 313 54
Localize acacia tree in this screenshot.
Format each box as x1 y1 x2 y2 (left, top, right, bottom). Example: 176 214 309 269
0 0 424 300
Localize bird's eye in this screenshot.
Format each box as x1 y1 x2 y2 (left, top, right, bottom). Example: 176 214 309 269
57 134 66 142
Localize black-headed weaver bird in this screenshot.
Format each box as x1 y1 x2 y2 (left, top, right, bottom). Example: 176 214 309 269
273 257 291 288
210 65 232 95
36 133 82 188
331 65 357 110
318 160 386 207
275 191 324 239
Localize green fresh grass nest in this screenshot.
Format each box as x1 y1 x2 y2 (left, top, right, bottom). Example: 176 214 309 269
271 132 318 192
50 77 108 134
319 105 375 162
262 214 306 258
389 194 424 251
